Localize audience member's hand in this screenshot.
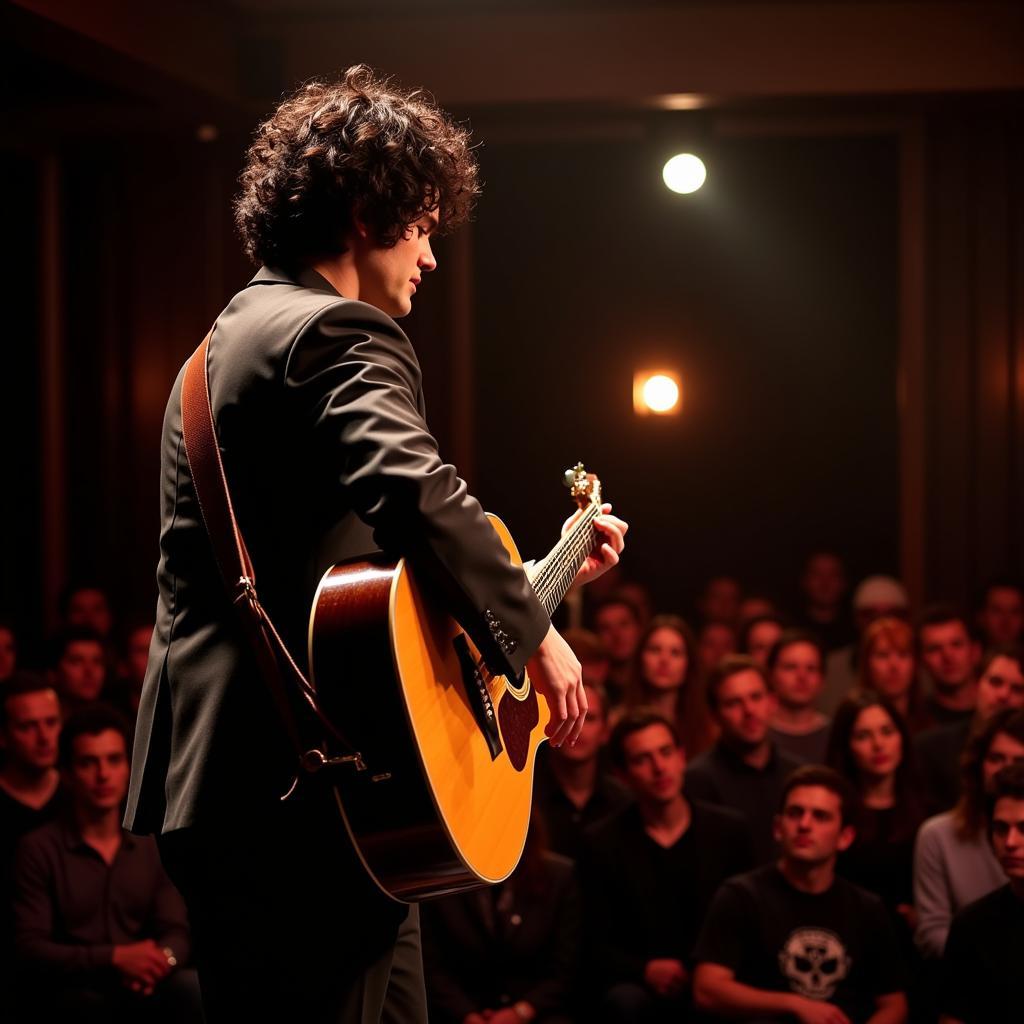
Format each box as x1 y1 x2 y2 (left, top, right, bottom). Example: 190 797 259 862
532 625 587 747
112 939 171 992
644 957 688 996
563 503 628 588
785 995 851 1024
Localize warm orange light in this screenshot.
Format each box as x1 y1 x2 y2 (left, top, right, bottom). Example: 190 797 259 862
633 370 682 416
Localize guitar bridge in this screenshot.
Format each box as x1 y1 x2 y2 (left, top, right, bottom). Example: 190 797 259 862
453 634 504 760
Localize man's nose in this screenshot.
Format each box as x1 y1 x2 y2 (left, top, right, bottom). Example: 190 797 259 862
419 239 437 272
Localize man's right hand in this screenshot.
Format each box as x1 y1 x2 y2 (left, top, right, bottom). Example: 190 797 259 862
531 625 586 747
644 958 688 997
112 940 172 990
785 995 851 1024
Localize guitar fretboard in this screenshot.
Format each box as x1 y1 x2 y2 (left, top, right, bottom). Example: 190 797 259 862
530 501 601 616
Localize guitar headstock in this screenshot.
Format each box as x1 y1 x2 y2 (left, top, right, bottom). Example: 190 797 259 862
563 463 602 510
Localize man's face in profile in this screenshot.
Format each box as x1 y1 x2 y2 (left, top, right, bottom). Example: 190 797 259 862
356 210 439 318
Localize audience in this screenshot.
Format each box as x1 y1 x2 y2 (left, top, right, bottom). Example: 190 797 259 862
974 577 1024 650
51 627 109 716
534 681 632 861
692 764 908 1023
116 622 155 718
858 616 929 733
0 618 17 681
422 811 579 1024
12 705 199 1023
915 645 1024 812
580 710 752 1022
738 613 785 669
916 606 979 728
913 708 1024 960
940 762 1024 1024
697 575 742 627
621 614 715 758
593 596 644 706
59 583 114 639
826 693 927 942
686 656 802 863
562 628 612 691
766 630 831 764
794 550 855 653
694 621 737 680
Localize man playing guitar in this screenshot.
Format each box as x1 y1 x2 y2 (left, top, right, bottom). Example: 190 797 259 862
125 65 627 1023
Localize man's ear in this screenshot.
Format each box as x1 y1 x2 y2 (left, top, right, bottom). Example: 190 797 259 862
350 208 372 242
836 823 856 853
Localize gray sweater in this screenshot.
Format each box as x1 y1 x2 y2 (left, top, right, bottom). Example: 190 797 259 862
912 810 1005 958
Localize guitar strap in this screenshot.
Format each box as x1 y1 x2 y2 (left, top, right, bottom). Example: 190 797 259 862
180 328 364 793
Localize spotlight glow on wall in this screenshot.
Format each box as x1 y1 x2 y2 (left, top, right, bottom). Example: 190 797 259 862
633 370 682 416
662 153 706 194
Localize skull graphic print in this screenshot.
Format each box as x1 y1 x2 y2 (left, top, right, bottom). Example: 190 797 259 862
778 927 852 1000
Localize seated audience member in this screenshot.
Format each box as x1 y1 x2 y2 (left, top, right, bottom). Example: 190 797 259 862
0 617 17 681
534 681 632 861
915 646 1024 812
593 595 644 706
617 581 654 628
821 575 910 717
580 710 752 1023
697 575 742 627
112 621 155 720
60 582 114 638
693 765 908 1024
767 631 831 764
738 613 785 669
695 621 736 680
563 628 612 690
858 616 929 733
914 708 1024 959
422 811 579 1024
974 576 1024 650
916 605 980 729
620 615 715 758
686 656 802 864
51 627 109 716
13 706 199 1024
940 762 1024 1024
794 550 855 654
826 693 927 941
737 594 777 625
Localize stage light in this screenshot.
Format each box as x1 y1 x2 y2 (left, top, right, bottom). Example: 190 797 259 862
662 153 706 194
633 370 682 416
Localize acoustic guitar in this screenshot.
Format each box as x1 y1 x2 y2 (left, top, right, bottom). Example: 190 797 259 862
306 464 603 901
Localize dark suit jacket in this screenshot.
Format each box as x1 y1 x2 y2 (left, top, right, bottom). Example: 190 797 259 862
126 266 550 834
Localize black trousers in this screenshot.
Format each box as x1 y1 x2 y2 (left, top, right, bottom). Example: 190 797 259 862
157 791 428 1024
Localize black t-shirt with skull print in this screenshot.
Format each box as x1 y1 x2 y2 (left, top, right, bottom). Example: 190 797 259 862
693 864 906 1022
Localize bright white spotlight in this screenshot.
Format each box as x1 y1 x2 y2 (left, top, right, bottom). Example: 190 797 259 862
662 153 706 194
633 370 682 416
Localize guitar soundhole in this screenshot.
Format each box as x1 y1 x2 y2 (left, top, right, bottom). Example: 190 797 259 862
497 686 538 772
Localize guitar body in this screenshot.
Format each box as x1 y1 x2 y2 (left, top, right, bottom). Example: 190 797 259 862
307 514 551 902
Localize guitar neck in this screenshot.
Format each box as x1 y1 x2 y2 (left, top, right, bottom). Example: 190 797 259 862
529 502 601 616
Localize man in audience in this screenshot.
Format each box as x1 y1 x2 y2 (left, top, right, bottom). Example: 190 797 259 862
0 617 17 681
60 582 114 638
916 646 1024 811
695 622 737 679
697 575 742 627
534 681 631 861
738 614 785 669
593 595 643 704
795 551 854 653
51 627 109 715
766 631 830 765
975 577 1024 650
693 765 908 1023
917 605 980 728
13 705 198 1023
686 656 802 863
821 575 910 716
580 709 752 1022
562 628 612 691
940 762 1024 1024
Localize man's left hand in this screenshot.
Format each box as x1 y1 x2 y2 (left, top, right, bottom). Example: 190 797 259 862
563 503 628 586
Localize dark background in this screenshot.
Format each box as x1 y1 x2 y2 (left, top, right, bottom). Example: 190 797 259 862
2 0 1022 654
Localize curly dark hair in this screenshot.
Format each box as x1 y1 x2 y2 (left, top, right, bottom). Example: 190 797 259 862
234 65 480 267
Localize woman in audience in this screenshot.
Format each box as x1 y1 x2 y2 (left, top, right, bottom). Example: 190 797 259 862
913 707 1024 959
621 614 716 758
827 692 928 939
766 630 830 763
858 616 929 733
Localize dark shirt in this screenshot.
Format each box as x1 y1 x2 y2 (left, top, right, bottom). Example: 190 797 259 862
685 742 802 863
767 723 830 766
914 717 971 814
13 817 190 982
793 609 856 654
533 755 632 862
942 883 1024 1023
837 806 920 913
921 696 975 731
694 865 906 1024
579 800 754 984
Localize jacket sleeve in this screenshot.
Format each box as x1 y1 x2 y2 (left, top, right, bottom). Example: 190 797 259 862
285 299 550 678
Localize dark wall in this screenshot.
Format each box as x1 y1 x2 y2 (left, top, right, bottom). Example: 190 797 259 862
470 133 900 613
